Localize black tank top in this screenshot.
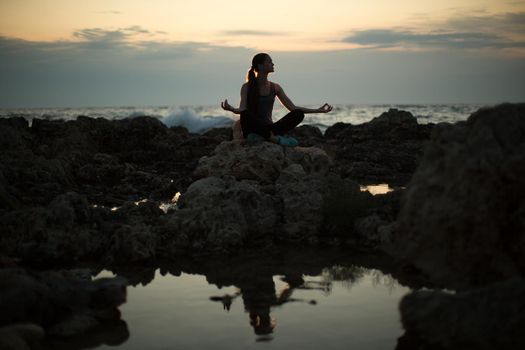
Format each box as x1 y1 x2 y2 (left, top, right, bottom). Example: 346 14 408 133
258 83 276 125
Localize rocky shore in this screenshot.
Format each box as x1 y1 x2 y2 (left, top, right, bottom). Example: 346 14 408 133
1 104 524 349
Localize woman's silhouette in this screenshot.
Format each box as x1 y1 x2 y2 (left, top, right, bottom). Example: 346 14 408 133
221 53 332 146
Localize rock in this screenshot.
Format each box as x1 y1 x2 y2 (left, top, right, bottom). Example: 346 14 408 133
399 278 525 349
109 224 157 262
162 176 280 254
288 125 324 147
0 192 103 263
0 117 31 151
203 127 232 141
392 104 525 288
193 141 286 183
193 140 331 183
0 269 127 337
354 214 389 245
276 165 325 241
324 108 433 186
0 324 44 350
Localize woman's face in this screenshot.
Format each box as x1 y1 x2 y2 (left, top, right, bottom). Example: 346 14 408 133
259 56 275 73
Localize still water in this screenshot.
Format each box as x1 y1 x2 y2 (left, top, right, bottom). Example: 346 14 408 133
85 251 411 350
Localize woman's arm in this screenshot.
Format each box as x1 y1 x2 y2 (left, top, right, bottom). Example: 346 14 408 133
275 83 332 114
221 84 248 114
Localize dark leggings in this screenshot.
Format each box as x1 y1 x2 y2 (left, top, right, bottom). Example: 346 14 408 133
240 109 305 139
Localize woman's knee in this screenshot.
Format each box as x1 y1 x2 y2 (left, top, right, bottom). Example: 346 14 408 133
293 109 305 123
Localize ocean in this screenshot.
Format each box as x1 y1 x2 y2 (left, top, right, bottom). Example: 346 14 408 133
0 104 486 134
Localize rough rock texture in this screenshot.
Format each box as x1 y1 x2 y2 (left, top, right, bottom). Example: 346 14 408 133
391 104 525 288
193 141 331 182
157 141 377 254
398 278 525 350
0 324 44 350
324 109 434 186
159 176 280 254
0 110 428 263
0 116 220 210
0 268 127 337
0 191 163 264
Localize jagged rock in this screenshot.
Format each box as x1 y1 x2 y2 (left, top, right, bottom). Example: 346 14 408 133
109 224 157 262
276 165 325 241
0 192 103 263
0 269 127 337
0 193 162 264
399 278 525 349
161 176 280 254
193 140 331 183
392 104 525 288
324 109 433 186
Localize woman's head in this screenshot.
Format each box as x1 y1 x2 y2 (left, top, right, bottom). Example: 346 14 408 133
252 53 273 73
246 53 273 81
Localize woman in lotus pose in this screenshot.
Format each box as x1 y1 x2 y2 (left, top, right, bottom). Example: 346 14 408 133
221 53 332 146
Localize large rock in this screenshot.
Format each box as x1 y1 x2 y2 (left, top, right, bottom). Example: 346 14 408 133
0 268 127 337
0 116 219 209
160 140 381 251
159 176 280 254
399 278 525 349
193 140 331 183
392 104 525 288
324 109 433 186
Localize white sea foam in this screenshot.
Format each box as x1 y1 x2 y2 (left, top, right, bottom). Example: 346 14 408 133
160 108 234 133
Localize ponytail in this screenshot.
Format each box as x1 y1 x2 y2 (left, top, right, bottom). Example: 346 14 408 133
246 66 259 116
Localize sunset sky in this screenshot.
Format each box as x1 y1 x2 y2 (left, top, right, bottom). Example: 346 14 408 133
1 0 524 107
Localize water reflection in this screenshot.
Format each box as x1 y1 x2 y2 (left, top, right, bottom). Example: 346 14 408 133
82 249 426 349
209 272 330 340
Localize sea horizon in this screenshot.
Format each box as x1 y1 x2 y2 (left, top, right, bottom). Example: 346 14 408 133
0 102 489 134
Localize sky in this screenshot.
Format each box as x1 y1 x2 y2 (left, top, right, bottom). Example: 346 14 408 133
1 0 524 107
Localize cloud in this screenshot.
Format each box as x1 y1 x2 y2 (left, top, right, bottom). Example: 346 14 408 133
343 29 525 49
73 26 152 42
446 12 525 35
343 12 525 51
0 29 225 65
95 10 122 15
220 30 288 36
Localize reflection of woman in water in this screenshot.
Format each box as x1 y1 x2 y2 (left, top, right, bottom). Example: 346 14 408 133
221 53 333 147
210 272 327 340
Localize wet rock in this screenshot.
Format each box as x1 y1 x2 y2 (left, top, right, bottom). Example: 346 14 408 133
392 104 525 288
0 268 127 338
399 278 525 349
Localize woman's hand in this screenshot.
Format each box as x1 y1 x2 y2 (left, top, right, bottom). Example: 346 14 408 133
317 103 333 113
221 99 234 112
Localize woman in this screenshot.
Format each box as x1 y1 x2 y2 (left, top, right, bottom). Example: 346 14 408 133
221 53 332 147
